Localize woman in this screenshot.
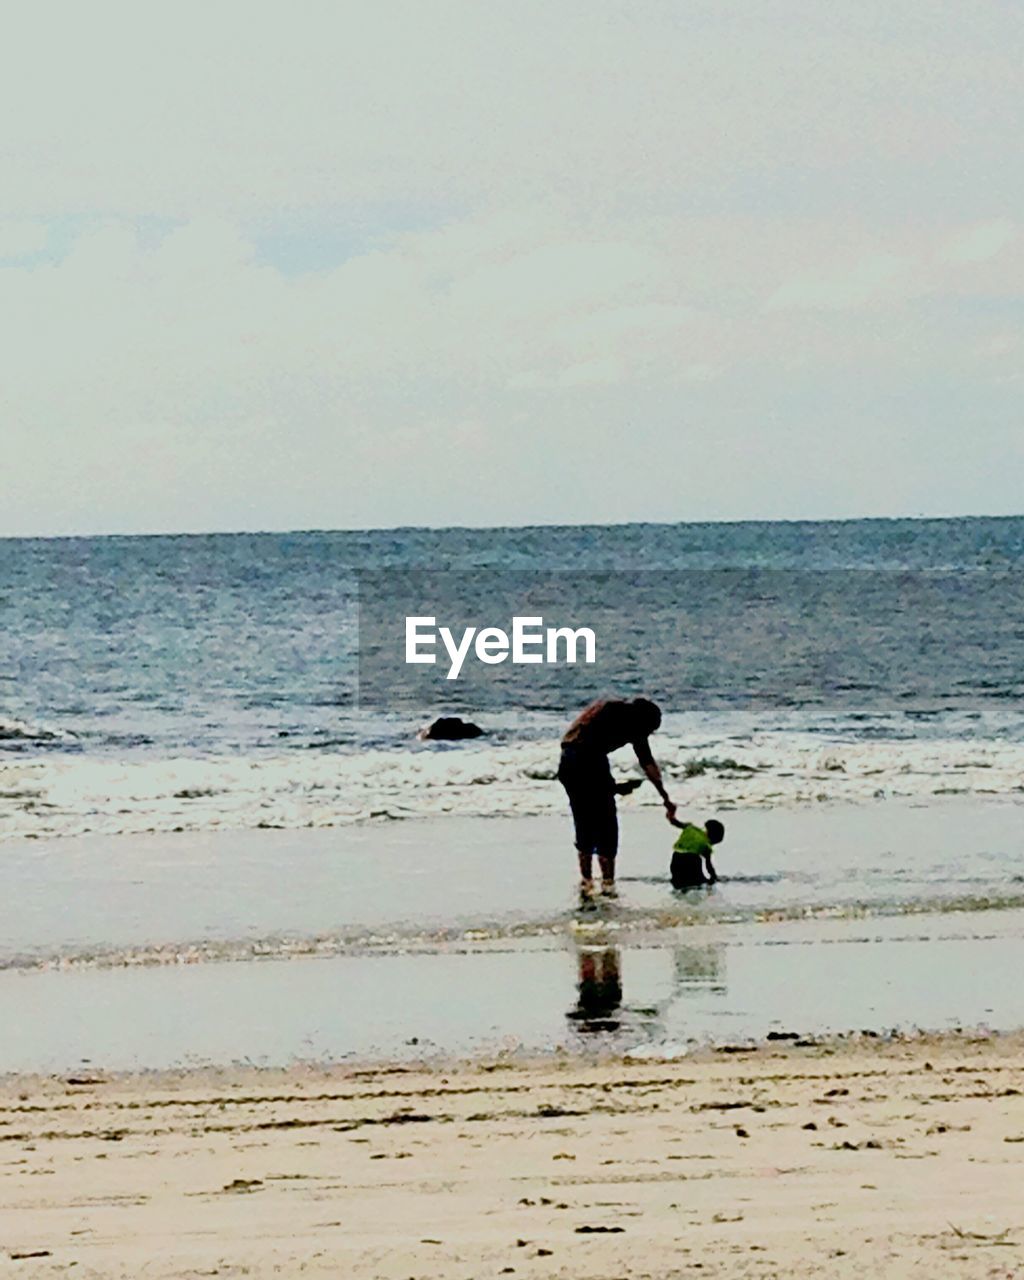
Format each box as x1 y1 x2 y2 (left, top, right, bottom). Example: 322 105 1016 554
557 697 676 895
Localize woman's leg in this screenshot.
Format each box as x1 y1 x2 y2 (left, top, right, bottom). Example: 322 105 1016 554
595 797 619 890
565 789 597 888
560 748 616 891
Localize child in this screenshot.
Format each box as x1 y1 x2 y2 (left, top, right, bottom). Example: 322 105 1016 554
668 817 724 889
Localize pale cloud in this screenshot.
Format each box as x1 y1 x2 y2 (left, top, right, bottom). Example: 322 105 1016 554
941 219 1017 266
1 1 1020 222
766 253 912 312
1 0 1022 534
0 220 49 258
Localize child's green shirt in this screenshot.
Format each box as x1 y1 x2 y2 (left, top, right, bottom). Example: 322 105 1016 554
672 823 712 857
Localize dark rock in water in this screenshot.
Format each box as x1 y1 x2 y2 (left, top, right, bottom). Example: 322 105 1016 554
420 717 485 741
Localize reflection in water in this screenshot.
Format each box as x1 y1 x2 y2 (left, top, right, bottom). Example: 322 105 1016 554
567 947 623 1032
672 942 727 997
567 940 728 1038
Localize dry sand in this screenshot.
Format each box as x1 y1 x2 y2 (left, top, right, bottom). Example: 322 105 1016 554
3 1032 1024 1278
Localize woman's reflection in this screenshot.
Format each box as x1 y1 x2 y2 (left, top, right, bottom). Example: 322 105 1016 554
567 946 623 1032
566 940 728 1038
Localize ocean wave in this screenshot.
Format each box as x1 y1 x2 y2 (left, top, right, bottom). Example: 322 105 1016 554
0 715 67 745
1 731 1024 842
6 890 1024 974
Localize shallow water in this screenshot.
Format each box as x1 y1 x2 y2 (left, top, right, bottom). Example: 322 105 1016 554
2 800 1021 1071
2 909 1022 1073
2 801 1023 972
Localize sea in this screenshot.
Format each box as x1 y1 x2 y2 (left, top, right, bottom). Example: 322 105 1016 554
3 516 1024 1066
3 515 1024 844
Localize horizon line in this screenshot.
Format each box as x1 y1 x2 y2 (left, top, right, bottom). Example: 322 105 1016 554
2 509 1024 545
2 510 1024 543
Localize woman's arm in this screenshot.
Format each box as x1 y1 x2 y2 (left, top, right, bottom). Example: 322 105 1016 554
641 758 677 819
634 737 677 819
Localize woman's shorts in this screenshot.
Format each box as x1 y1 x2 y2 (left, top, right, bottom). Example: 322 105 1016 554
558 745 618 858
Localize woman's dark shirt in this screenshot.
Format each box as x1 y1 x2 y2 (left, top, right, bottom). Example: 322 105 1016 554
561 699 654 766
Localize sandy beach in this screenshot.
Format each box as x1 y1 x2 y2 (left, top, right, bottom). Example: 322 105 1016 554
3 1031 1024 1278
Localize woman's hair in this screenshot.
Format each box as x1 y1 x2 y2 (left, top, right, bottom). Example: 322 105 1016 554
632 697 662 732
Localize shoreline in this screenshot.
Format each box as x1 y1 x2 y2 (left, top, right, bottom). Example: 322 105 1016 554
1 797 1023 1075
4 1030 1024 1277
0 1022 1014 1089
4 795 1024 968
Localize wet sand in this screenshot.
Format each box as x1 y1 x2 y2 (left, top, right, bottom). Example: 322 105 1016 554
4 1032 1024 1277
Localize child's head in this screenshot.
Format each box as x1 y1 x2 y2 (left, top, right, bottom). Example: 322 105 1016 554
705 819 725 845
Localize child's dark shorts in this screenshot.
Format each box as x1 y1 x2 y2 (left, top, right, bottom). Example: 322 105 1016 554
670 852 709 890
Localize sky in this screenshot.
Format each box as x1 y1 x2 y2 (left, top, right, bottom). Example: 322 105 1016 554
1 0 1022 537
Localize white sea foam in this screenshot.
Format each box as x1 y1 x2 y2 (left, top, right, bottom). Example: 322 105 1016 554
8 891 1024 974
623 1042 693 1060
2 731 1023 842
